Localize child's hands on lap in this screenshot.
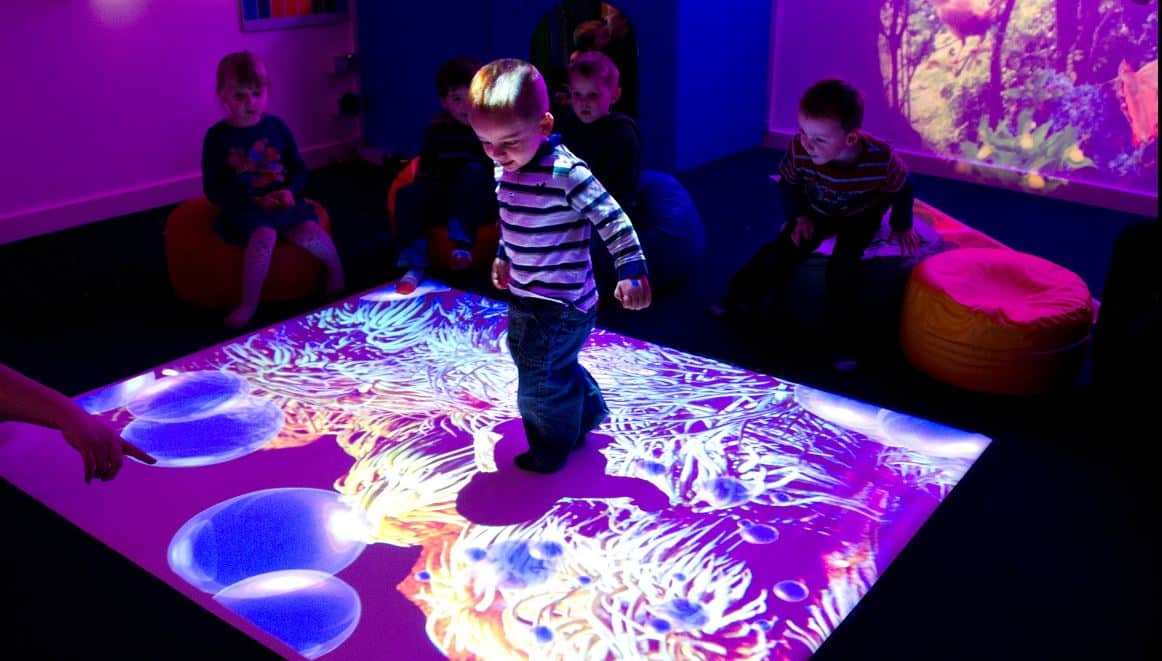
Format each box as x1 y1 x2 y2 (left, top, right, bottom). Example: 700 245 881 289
614 276 652 310
491 258 511 290
890 228 920 256
254 190 294 210
790 216 814 247
272 189 295 208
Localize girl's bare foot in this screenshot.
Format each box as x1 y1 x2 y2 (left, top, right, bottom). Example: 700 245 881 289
224 304 257 329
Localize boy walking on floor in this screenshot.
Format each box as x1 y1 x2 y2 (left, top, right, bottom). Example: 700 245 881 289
467 59 651 473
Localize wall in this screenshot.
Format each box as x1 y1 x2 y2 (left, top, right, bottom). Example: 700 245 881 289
0 1 359 243
676 0 770 171
767 0 1158 216
357 0 770 172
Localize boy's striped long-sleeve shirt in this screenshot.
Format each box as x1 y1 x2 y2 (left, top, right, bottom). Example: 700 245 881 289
494 136 647 312
778 132 914 231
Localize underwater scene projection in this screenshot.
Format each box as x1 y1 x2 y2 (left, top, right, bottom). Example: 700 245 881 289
773 0 1157 201
1 285 990 659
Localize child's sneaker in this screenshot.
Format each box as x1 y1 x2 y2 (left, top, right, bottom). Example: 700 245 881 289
396 269 423 295
449 248 473 272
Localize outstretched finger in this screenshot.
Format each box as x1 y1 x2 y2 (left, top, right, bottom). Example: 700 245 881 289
123 441 158 465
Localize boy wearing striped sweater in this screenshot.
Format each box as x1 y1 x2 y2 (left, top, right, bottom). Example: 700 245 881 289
468 59 651 474
718 79 919 372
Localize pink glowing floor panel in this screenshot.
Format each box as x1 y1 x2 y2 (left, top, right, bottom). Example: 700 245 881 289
0 284 990 660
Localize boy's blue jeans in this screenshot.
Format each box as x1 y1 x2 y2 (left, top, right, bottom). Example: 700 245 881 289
506 295 608 464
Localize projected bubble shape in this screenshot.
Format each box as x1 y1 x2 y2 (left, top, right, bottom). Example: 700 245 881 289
213 570 361 660
126 370 249 422
76 372 157 414
122 397 283 467
169 488 372 593
878 411 990 460
794 384 886 439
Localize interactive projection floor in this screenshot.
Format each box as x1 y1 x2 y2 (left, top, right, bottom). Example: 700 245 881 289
0 284 990 660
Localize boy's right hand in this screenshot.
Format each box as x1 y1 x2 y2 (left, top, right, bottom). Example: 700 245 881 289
491 258 511 290
790 216 814 247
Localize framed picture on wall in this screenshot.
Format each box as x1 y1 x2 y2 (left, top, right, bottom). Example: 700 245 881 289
240 0 349 33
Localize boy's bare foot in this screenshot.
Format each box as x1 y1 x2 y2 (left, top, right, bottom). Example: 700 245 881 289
224 304 257 329
396 269 422 295
449 248 473 272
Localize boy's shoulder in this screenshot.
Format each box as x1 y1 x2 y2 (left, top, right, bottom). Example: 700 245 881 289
856 132 897 161
538 139 588 178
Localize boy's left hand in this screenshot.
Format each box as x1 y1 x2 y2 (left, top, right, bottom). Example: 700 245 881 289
890 229 920 256
614 276 652 310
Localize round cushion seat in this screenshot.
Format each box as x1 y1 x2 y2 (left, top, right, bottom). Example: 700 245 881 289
165 196 332 308
900 247 1093 395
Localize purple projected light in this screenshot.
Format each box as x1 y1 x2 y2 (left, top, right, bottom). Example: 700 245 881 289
0 284 990 660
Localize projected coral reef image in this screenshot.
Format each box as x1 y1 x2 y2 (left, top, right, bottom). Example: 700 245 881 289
1 287 991 659
877 0 1157 193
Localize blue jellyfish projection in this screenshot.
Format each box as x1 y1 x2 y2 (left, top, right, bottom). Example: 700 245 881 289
122 397 284 467
792 385 886 440
76 372 158 414
213 570 361 660
774 580 810 603
169 488 372 593
126 370 249 421
878 411 991 459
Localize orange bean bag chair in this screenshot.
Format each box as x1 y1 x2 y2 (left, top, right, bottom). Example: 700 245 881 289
900 247 1094 395
387 157 499 272
165 196 332 308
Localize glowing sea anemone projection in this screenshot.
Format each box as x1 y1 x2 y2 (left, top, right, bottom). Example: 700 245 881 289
401 499 775 660
333 415 478 548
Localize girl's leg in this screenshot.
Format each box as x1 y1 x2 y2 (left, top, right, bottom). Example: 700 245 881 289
226 226 278 329
283 221 346 297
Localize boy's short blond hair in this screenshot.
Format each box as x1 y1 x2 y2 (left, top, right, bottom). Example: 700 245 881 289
217 51 267 91
568 50 620 91
468 59 548 121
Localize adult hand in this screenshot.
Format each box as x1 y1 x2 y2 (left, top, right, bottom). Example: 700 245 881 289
59 410 156 483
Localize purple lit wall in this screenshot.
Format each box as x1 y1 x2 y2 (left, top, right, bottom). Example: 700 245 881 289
768 0 1158 214
0 1 358 243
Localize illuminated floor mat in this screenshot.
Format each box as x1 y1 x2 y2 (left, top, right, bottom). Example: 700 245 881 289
0 284 989 660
